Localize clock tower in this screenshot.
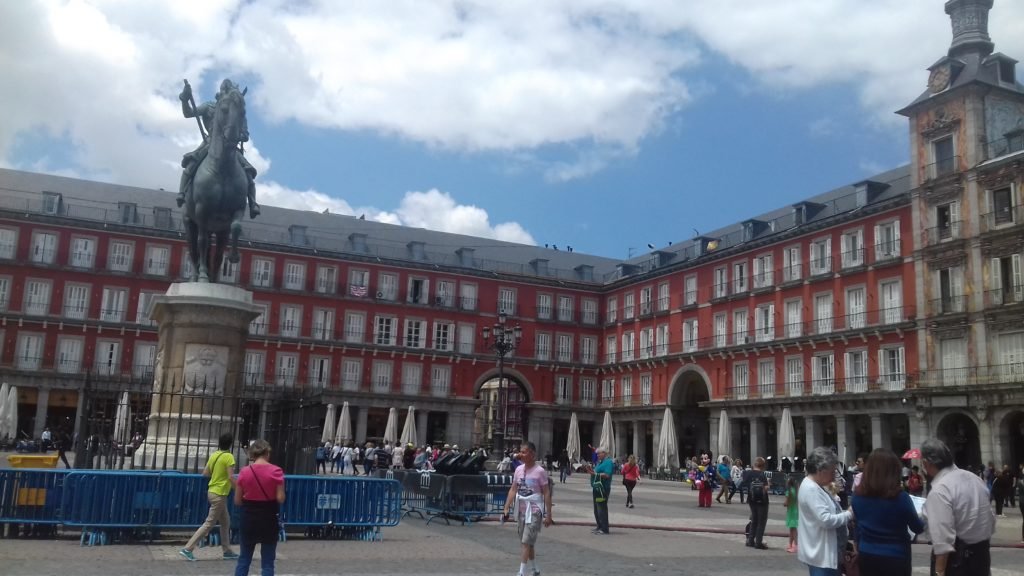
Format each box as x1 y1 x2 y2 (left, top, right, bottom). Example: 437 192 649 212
897 0 1024 469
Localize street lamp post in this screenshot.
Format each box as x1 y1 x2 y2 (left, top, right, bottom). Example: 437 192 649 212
481 312 522 458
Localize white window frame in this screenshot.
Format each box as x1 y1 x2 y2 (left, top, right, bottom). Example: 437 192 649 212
714 267 728 298
23 276 51 313
555 376 572 406
536 332 551 361
879 346 906 391
431 365 451 397
785 299 802 338
244 351 265 385
250 303 269 336
136 291 159 326
582 298 598 324
457 323 475 355
315 265 338 294
378 272 398 300
558 295 574 322
758 359 775 398
639 286 652 316
623 292 635 319
581 377 596 407
640 373 652 406
407 276 429 304
786 356 804 396
70 236 96 269
405 318 426 348
606 296 618 323
733 362 749 400
345 312 365 343
844 349 868 393
401 362 422 395
56 336 84 374
95 339 122 377
498 287 516 315
621 375 632 406
16 332 45 370
714 313 728 348
251 257 274 288
732 261 748 293
276 353 298 387
581 336 597 364
144 244 170 276
374 315 397 346
753 254 773 289
0 227 17 260
846 286 866 330
435 280 455 307
783 245 802 281
372 360 393 393
433 321 454 352
874 219 901 261
63 283 90 320
280 304 302 338
811 353 835 395
283 261 306 291
133 343 157 379
841 229 864 268
460 282 478 311
809 237 832 276
656 324 669 356
537 293 553 320
683 319 699 352
556 333 573 362
107 240 133 272
684 275 698 306
733 310 748 345
342 358 363 391
31 231 58 264
312 308 334 341
621 331 635 361
814 292 834 334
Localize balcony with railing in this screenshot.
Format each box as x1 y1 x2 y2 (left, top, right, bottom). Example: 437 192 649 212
986 287 1024 307
873 239 902 264
980 205 1022 234
984 135 1024 161
781 263 802 283
917 364 1024 387
924 221 963 246
681 290 699 309
928 295 967 315
841 247 866 270
752 271 774 291
924 155 960 181
808 256 832 278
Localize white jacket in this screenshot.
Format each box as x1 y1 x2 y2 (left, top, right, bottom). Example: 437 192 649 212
796 476 852 569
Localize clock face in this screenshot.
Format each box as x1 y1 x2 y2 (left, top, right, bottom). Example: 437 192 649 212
929 66 951 93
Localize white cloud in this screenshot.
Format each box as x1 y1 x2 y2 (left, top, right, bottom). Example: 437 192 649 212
256 181 535 245
2 0 1023 237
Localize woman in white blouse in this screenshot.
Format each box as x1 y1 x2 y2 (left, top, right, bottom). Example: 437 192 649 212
797 447 854 576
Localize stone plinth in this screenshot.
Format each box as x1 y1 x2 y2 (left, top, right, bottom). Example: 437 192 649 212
133 282 261 471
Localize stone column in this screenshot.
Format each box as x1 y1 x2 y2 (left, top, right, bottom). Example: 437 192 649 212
910 409 929 452
651 416 663 468
805 416 823 452
416 409 429 446
593 419 603 449
133 283 261 471
870 414 884 453
33 388 50 438
615 421 628 459
835 415 850 465
749 418 763 461
977 408 994 468
709 415 720 458
356 406 368 444
632 421 642 460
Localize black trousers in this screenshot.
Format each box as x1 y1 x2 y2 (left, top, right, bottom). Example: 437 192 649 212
623 480 636 505
931 539 990 576
747 503 768 546
858 550 912 576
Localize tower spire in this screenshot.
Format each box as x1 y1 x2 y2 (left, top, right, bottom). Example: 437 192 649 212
944 0 994 58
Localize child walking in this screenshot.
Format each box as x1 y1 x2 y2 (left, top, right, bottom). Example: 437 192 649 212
784 475 799 553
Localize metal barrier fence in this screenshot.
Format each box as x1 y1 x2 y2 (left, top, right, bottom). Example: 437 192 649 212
374 470 515 526
0 469 69 536
0 469 401 544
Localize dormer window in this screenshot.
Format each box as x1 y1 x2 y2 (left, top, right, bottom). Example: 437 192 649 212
530 258 549 276
153 207 172 229
574 264 593 282
42 192 62 215
456 247 475 267
348 233 368 253
407 241 426 261
119 202 137 224
999 59 1016 84
288 225 308 246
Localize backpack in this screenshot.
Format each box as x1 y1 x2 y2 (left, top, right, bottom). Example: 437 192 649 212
749 473 768 504
315 446 325 460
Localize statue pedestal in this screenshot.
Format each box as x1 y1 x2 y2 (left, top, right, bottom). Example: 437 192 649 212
133 283 261 471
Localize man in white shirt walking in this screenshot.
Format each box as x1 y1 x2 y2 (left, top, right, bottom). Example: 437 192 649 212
921 438 995 576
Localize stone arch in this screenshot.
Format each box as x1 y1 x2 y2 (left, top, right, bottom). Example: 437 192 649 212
998 409 1024 468
666 364 712 460
936 410 981 470
473 367 534 402
667 364 712 407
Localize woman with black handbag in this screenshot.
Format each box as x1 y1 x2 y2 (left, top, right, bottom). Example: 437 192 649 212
234 440 286 576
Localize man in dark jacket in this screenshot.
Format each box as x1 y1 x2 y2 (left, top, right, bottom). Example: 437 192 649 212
739 457 770 550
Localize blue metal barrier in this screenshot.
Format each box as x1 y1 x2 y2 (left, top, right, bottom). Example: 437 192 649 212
281 475 401 541
0 469 69 535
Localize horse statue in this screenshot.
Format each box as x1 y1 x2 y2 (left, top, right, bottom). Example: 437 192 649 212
177 79 258 283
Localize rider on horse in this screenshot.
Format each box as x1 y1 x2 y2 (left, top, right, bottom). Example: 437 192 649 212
177 79 260 219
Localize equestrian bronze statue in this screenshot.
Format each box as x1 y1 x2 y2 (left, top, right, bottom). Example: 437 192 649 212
177 79 260 283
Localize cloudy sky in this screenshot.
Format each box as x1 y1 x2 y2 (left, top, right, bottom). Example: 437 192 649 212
2 0 1022 257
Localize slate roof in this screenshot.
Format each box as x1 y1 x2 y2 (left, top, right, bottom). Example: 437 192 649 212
0 163 912 286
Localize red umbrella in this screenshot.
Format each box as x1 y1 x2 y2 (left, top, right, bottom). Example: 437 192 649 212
902 448 921 460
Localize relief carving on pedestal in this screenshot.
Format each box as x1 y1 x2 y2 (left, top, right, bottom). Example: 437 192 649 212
183 344 228 396
153 346 165 392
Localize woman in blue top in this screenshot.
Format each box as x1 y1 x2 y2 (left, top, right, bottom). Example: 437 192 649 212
850 448 924 576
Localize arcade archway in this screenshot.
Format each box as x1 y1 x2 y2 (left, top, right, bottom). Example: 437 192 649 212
937 412 981 470
1001 411 1024 468
668 366 711 460
474 375 530 451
